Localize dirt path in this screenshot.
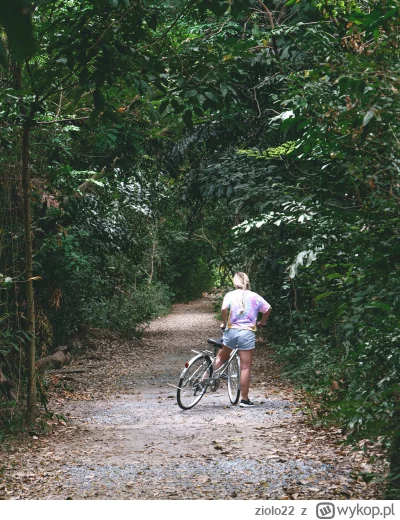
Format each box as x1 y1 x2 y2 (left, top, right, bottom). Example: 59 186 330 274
0 298 385 500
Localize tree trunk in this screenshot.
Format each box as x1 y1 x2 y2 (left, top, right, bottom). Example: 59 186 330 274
148 242 156 284
36 346 71 371
21 122 36 424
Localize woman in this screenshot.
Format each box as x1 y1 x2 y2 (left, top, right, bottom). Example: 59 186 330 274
215 272 271 407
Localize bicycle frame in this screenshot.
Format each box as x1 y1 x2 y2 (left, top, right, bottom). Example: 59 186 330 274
175 339 241 409
199 346 239 390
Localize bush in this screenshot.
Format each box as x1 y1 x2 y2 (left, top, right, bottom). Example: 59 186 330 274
89 281 172 336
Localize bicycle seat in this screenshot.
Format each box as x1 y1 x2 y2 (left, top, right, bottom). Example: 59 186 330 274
207 338 224 348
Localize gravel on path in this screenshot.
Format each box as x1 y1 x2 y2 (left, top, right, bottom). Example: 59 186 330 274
0 298 386 500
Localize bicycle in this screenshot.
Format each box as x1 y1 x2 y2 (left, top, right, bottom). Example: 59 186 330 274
175 337 240 410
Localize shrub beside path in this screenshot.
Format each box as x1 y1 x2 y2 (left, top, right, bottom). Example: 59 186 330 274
0 298 385 499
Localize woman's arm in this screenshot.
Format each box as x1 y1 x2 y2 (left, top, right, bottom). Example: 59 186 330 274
221 307 229 329
257 307 272 327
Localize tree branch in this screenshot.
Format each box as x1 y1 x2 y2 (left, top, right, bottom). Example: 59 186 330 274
75 156 120 197
192 231 235 277
87 6 135 52
36 117 88 125
256 0 279 56
144 0 199 48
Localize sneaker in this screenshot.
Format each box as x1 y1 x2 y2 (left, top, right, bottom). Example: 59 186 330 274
239 399 255 407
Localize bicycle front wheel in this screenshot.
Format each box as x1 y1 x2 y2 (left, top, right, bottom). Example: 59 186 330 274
228 353 240 405
177 354 213 410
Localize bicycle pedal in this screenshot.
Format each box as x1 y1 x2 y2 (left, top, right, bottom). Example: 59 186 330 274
219 374 228 380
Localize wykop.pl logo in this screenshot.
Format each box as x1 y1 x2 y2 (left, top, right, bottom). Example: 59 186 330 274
316 503 335 519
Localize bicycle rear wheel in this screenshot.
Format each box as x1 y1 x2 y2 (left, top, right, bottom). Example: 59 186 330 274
177 354 213 410
228 353 240 405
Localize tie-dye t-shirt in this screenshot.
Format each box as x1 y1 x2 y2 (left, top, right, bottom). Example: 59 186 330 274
222 289 271 331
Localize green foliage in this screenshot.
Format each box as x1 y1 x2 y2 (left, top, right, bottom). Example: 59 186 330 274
158 228 216 302
237 142 296 159
0 0 399 491
179 0 400 489
0 0 37 65
90 281 172 336
0 401 25 440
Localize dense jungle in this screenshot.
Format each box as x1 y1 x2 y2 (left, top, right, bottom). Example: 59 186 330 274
0 0 399 499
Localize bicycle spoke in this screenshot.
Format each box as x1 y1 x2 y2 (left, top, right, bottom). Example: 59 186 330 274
177 354 213 410
228 353 241 405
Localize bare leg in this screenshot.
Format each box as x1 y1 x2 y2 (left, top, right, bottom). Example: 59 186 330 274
201 346 231 382
214 345 232 370
239 349 253 401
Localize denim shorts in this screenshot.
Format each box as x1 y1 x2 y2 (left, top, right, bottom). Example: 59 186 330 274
222 328 256 351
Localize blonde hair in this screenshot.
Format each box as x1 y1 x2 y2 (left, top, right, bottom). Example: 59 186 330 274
233 272 250 314
233 272 250 290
